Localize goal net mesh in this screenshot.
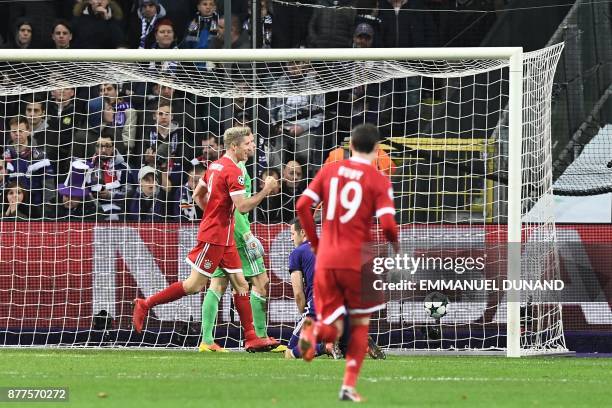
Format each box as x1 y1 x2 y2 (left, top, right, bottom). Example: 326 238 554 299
0 45 565 354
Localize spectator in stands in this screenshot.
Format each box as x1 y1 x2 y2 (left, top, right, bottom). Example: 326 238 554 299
354 0 382 47
335 24 391 141
3 116 52 205
128 0 167 49
138 99 193 190
209 14 250 49
219 80 269 137
24 96 48 147
181 0 218 51
89 129 130 221
218 80 249 131
280 160 306 221
242 0 273 49
5 18 34 49
7 1 59 46
46 87 87 178
144 84 200 135
71 0 125 49
352 22 374 49
379 0 438 47
191 132 222 170
2 180 36 220
124 165 173 221
325 136 396 176
255 167 282 223
269 61 325 172
157 0 196 42
179 164 205 222
49 19 73 49
232 111 253 129
307 0 356 48
272 0 313 48
146 18 179 73
44 159 97 220
151 18 177 49
98 83 138 157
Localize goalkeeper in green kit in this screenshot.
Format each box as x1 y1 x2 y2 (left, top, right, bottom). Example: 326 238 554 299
199 148 281 352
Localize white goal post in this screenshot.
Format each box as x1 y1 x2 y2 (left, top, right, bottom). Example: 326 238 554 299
0 46 565 356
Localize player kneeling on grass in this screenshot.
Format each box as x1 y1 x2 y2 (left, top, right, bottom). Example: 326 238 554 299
284 218 340 359
296 123 398 402
200 140 279 352
132 126 278 352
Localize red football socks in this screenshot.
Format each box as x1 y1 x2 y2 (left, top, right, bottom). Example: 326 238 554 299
233 293 257 341
146 281 186 308
342 324 369 388
316 322 338 343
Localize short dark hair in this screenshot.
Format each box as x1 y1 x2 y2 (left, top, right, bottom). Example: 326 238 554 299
262 167 280 179
156 98 172 111
99 127 116 141
190 164 205 175
203 132 218 142
24 94 45 110
5 180 29 204
292 217 302 233
350 123 379 153
9 115 30 130
51 19 72 34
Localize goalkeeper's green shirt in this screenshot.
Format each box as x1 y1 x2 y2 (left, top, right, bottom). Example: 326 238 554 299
233 161 252 249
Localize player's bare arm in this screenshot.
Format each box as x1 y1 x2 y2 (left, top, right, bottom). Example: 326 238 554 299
192 178 208 210
231 175 277 213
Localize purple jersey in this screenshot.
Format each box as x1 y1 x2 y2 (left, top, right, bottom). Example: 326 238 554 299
289 241 316 312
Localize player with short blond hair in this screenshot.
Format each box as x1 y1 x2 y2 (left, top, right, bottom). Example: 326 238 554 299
132 126 278 351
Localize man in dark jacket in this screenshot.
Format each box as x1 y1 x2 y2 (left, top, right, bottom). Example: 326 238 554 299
378 0 439 48
46 87 87 179
71 0 125 49
127 0 167 48
307 0 356 48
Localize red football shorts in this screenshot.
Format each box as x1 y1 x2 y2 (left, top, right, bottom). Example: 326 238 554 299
186 241 242 277
314 267 385 325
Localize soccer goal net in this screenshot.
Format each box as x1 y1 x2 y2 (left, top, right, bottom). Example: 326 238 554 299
0 45 565 356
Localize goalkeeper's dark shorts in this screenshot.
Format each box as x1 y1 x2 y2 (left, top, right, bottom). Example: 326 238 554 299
314 267 385 325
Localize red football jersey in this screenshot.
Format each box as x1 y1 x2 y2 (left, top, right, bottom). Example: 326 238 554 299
303 156 396 269
196 155 246 245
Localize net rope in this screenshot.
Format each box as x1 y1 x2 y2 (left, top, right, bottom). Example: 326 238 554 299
0 45 567 354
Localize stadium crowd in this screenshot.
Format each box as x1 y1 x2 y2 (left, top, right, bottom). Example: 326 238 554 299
0 0 501 222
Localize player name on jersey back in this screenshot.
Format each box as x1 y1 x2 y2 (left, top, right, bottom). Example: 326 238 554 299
338 165 363 181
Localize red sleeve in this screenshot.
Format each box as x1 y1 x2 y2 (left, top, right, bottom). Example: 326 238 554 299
226 165 246 197
375 176 398 248
200 169 209 188
296 168 325 251
380 213 398 250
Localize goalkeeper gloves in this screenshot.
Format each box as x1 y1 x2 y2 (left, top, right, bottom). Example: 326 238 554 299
243 232 264 261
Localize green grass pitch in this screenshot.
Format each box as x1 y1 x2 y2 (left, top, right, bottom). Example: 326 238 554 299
1 349 611 407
